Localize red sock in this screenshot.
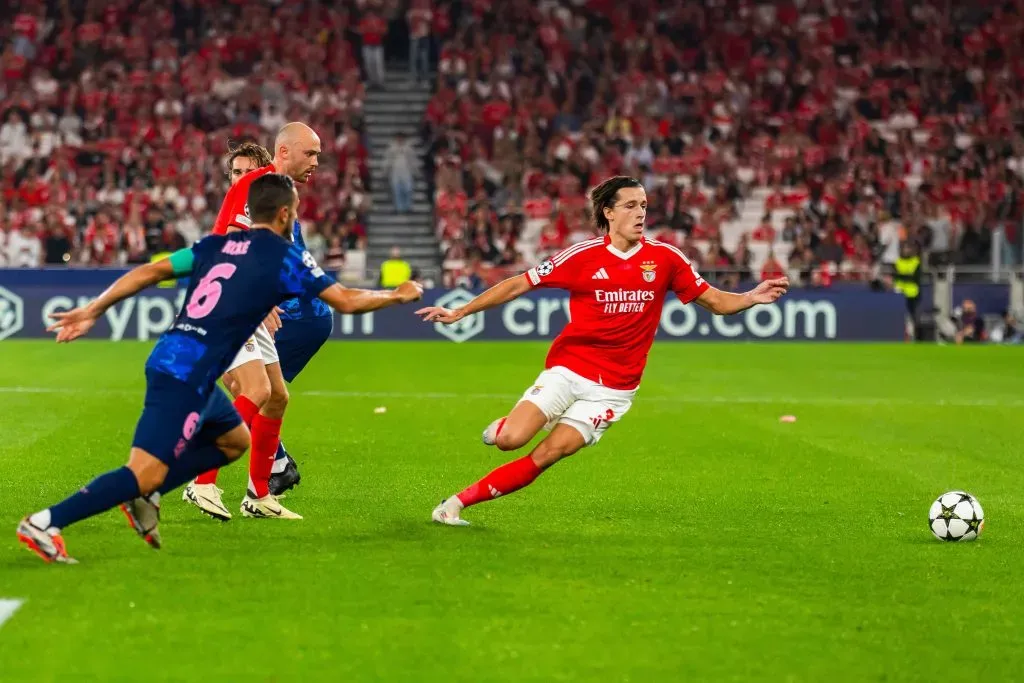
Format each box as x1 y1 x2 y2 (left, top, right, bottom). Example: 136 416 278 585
195 395 260 486
456 455 542 507
248 413 282 498
233 395 261 426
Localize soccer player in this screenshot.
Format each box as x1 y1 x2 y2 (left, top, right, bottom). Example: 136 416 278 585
183 124 324 521
217 140 334 495
418 176 789 526
217 140 330 496
16 173 422 563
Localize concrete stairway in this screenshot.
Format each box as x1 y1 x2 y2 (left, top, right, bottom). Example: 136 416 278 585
363 70 439 282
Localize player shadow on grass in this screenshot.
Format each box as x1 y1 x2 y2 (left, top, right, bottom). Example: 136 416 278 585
409 518 492 536
330 519 494 545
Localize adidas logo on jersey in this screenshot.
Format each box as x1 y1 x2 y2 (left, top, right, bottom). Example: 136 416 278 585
591 268 610 280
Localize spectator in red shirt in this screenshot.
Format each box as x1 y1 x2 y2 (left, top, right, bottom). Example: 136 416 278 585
843 234 875 281
122 208 149 264
12 9 40 60
359 8 387 87
339 136 370 186
19 167 49 207
705 241 738 290
761 251 787 281
751 213 776 242
537 222 564 258
82 210 118 265
407 0 433 84
339 210 368 250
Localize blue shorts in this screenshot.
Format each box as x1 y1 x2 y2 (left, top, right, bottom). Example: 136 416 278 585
275 315 333 382
132 370 242 465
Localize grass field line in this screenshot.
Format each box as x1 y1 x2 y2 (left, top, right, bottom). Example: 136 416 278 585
2 385 1022 408
0 600 24 631
305 390 1024 408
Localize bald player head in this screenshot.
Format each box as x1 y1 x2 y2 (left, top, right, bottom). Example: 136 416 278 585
273 122 321 184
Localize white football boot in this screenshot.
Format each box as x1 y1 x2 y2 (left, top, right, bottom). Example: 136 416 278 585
182 482 232 521
240 493 303 520
431 498 470 526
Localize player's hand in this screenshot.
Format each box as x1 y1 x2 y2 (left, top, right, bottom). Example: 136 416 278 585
748 277 790 305
46 307 98 343
416 306 465 324
263 307 284 338
395 280 424 304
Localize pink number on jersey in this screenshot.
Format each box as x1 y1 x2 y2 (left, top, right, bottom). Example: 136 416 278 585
185 263 238 319
182 411 200 440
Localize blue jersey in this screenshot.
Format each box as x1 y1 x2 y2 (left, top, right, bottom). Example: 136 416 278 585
279 220 332 321
145 229 335 393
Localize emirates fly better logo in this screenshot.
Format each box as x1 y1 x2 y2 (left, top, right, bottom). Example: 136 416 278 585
0 286 25 340
432 288 484 343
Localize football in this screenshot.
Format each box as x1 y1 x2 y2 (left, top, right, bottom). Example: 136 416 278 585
929 491 985 542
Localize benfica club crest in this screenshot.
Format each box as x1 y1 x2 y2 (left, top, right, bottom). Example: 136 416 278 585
640 261 657 283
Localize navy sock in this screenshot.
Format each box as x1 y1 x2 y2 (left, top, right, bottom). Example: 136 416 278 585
158 444 233 495
44 466 140 531
274 442 288 462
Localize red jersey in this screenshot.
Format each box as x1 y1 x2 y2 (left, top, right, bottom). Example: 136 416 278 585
523 196 553 221
211 164 276 235
13 13 39 41
359 15 387 46
525 236 709 390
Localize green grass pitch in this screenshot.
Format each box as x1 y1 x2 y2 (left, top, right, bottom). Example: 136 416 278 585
1 340 1023 682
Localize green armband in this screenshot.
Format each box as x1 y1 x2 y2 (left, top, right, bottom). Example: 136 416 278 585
167 248 195 276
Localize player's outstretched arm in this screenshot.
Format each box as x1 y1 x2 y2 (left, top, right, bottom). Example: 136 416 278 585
318 280 424 314
695 277 790 316
46 259 179 342
417 274 531 324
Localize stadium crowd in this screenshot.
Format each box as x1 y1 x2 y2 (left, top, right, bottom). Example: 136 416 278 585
424 0 1024 288
3 0 1024 295
0 0 384 270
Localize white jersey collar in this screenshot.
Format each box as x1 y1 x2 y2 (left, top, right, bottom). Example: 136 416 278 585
605 235 644 260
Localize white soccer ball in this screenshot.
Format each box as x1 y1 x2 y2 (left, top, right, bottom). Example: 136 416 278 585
928 491 984 542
